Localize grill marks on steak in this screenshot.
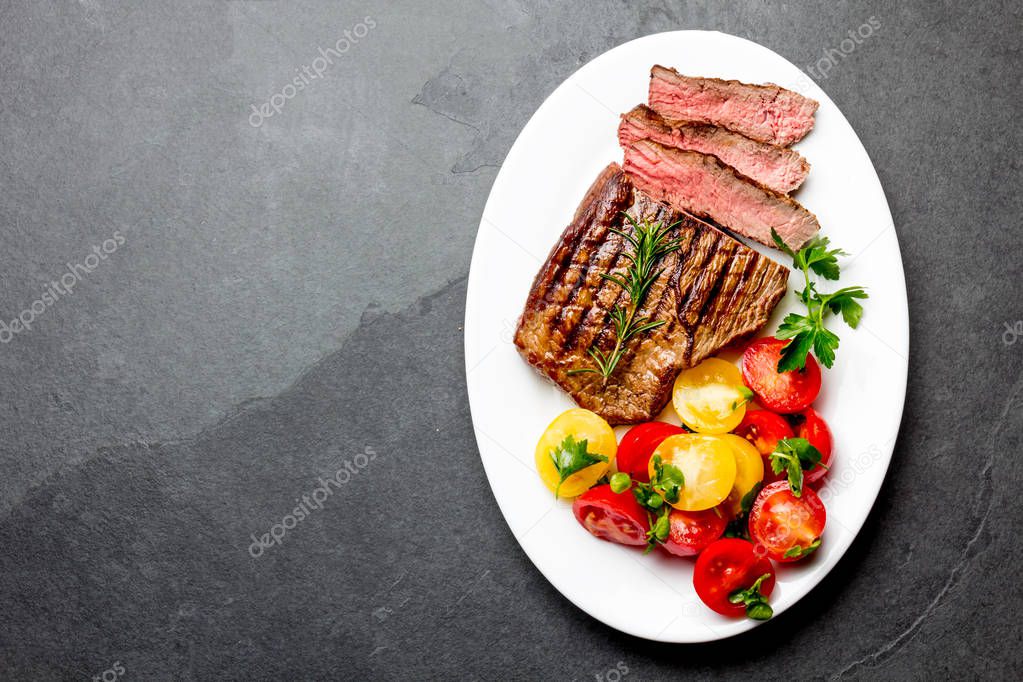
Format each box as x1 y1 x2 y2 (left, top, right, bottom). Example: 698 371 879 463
618 105 810 194
514 164 788 424
623 139 821 250
649 65 819 147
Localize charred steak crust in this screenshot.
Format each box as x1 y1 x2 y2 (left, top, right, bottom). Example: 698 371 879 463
514 163 788 425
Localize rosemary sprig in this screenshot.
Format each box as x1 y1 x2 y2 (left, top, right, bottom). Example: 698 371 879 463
568 214 682 378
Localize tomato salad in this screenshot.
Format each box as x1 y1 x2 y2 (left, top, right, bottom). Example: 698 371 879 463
539 337 834 622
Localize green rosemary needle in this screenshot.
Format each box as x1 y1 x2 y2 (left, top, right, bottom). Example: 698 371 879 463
568 213 682 379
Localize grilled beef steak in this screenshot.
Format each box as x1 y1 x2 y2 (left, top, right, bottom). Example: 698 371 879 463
648 65 818 147
618 104 810 194
623 139 820 250
514 163 788 424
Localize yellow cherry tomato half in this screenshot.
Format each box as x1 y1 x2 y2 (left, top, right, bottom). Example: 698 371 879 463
649 434 736 511
719 434 766 516
535 408 616 498
672 358 752 434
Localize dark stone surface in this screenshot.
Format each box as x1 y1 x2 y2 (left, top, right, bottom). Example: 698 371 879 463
0 1 1020 679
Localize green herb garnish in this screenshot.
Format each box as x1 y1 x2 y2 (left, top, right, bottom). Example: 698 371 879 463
730 386 755 411
626 459 685 554
649 455 685 505
569 214 682 378
771 229 868 372
549 435 607 497
628 476 675 553
623 458 685 553
609 472 632 494
631 483 664 510
783 537 822 559
769 437 826 497
644 507 671 553
728 573 774 620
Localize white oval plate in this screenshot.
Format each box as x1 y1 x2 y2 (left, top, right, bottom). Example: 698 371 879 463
464 31 908 642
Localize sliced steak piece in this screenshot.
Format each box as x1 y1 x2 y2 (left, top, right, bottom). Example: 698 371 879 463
618 104 810 194
514 163 788 425
649 65 818 147
623 139 820 250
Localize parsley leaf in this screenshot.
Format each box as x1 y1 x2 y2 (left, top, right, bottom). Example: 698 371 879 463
644 507 671 554
730 386 755 411
630 474 679 553
728 573 774 621
795 234 846 281
776 314 818 372
810 326 841 369
783 537 822 559
827 286 868 328
771 229 797 258
770 229 868 372
769 438 825 497
548 435 607 497
649 455 685 505
632 482 664 511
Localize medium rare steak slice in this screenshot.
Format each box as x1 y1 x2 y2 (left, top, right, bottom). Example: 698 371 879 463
623 139 820 250
514 163 788 425
649 65 818 147
618 104 810 194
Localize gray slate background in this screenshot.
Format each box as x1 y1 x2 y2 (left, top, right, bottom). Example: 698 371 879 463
1 0 1020 679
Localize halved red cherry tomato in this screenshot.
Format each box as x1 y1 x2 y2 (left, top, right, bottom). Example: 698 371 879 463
749 480 826 562
572 484 649 546
733 410 794 484
660 509 727 557
795 408 833 486
693 538 776 617
742 337 822 413
616 422 684 482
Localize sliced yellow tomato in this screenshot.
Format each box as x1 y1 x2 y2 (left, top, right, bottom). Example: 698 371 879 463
649 434 736 511
719 433 765 515
535 408 616 498
672 358 751 434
